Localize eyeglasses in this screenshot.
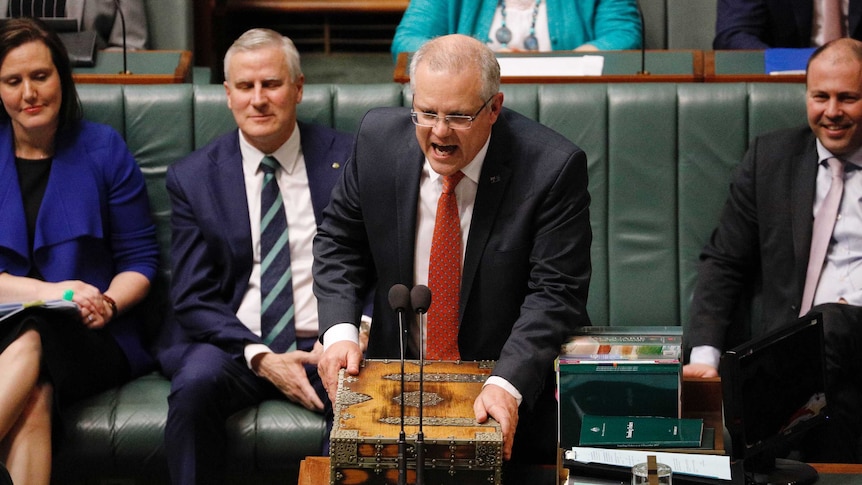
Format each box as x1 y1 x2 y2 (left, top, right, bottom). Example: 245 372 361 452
410 95 495 130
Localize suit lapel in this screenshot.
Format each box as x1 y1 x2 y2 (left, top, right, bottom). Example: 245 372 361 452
850 0 862 35
299 122 339 224
791 0 814 39
461 120 513 310
207 134 253 265
790 136 818 294
396 147 424 284
0 144 28 260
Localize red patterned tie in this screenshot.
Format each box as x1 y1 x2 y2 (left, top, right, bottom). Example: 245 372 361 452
426 171 465 360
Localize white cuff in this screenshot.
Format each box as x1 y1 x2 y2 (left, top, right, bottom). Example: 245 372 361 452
244 343 273 371
323 322 360 352
484 376 523 406
689 345 721 369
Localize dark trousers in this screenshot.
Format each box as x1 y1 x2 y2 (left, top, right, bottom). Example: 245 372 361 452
801 303 862 463
158 337 329 485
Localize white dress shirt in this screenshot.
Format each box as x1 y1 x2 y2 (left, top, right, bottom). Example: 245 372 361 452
236 125 320 366
690 139 862 369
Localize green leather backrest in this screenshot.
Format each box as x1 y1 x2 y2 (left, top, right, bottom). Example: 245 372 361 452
145 0 194 51
667 0 718 50
75 82 808 329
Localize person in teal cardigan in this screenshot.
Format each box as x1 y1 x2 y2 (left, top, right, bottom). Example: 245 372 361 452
392 0 642 61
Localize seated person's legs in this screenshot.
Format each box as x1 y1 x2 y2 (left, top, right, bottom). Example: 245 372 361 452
162 343 282 484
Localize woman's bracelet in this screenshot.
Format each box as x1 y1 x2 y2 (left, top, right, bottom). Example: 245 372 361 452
102 294 118 318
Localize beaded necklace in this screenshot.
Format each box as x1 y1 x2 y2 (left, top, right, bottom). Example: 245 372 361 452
494 0 542 51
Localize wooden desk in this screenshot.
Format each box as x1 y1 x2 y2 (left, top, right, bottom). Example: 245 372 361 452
298 456 561 485
681 376 724 453
72 50 192 84
704 50 805 83
394 50 704 84
300 377 724 485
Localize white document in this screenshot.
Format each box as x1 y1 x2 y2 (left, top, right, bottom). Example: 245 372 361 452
566 447 733 480
497 55 605 77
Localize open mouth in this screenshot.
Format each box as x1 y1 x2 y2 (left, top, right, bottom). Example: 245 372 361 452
432 142 457 156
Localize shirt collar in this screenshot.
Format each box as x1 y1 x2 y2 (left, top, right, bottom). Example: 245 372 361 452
815 138 862 170
239 122 302 175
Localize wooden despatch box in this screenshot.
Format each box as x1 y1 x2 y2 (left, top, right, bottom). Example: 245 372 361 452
330 359 503 484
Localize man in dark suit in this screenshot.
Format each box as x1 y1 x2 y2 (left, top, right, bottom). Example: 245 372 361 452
714 0 862 49
313 33 592 465
156 29 352 484
685 38 862 462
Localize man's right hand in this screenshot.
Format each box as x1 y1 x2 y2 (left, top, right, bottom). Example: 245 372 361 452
682 363 719 378
318 340 362 402
253 350 324 411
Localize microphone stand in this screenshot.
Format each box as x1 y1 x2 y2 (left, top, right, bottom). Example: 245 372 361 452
388 284 411 485
113 0 131 74
636 0 649 75
410 285 432 485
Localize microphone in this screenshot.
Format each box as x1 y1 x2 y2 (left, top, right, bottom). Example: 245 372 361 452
388 284 411 485
113 0 131 74
410 285 432 314
636 0 649 75
410 285 432 485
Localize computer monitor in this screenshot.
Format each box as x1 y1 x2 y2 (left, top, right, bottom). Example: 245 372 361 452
0 17 79 33
719 313 827 485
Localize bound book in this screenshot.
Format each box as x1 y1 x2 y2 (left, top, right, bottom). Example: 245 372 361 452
0 299 78 323
578 415 703 448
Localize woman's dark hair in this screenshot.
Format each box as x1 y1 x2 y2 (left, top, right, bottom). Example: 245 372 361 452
0 17 82 130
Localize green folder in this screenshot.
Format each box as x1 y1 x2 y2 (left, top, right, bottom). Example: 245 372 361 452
579 415 703 448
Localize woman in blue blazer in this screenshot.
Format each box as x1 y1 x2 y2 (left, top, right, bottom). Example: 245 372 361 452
0 18 158 484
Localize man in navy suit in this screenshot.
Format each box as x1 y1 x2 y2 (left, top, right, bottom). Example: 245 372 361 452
156 29 352 484
314 34 592 465
714 0 862 49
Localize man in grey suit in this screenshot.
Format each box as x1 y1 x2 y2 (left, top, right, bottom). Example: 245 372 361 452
0 0 149 49
156 29 352 484
685 38 862 462
314 33 592 465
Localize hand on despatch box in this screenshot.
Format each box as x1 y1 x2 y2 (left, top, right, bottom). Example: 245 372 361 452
682 363 718 378
474 384 519 461
253 347 325 411
319 340 362 402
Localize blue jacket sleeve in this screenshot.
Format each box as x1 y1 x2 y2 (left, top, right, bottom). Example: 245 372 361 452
391 0 459 61
580 0 642 50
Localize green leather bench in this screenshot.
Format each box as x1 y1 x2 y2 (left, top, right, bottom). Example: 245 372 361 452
51 82 806 483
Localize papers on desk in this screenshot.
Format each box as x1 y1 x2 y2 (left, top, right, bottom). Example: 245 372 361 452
764 47 816 75
497 55 605 77
566 447 732 480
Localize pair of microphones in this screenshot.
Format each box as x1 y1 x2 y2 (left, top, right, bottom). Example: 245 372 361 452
388 284 432 485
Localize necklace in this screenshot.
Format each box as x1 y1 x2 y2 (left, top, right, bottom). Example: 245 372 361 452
494 0 542 51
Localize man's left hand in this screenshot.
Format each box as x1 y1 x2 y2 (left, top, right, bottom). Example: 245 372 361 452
473 383 519 461
253 345 324 412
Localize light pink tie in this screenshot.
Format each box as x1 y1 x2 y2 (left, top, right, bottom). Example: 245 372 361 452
426 171 465 360
800 157 844 316
822 0 844 43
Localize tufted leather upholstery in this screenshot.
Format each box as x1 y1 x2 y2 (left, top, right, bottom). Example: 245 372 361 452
51 82 806 483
